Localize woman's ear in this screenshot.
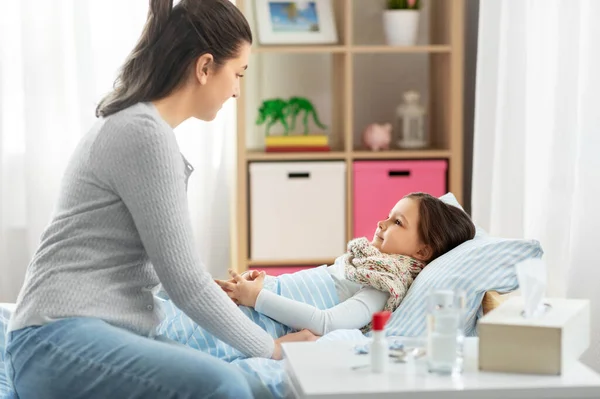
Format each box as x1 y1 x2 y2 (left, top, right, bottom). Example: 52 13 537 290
414 245 432 262
195 54 214 85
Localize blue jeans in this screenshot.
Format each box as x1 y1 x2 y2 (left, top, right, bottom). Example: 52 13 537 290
5 317 273 399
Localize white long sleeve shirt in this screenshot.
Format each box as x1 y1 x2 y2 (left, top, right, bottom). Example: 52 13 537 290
254 257 389 335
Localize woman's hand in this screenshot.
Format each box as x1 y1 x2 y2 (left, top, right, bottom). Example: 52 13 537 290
214 270 261 290
271 329 320 360
215 269 265 307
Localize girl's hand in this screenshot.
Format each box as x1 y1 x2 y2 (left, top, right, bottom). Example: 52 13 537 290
215 269 265 307
241 270 262 281
272 329 320 360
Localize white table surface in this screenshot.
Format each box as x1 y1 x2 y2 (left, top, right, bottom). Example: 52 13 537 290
282 337 600 399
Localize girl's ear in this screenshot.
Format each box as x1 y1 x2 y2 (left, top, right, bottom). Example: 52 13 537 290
195 54 214 85
414 245 432 262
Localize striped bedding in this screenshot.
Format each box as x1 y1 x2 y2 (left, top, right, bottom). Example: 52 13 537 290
155 265 342 399
0 268 342 399
385 236 542 338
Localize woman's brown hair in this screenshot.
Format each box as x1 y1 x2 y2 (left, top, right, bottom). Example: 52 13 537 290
406 192 476 262
96 0 252 117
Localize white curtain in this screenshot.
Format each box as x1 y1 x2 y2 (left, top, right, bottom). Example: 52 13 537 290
0 0 236 302
473 0 600 371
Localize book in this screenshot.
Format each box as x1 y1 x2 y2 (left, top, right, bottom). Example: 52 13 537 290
265 135 328 147
265 145 330 152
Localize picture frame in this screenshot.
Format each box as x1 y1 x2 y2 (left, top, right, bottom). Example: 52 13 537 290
254 0 338 45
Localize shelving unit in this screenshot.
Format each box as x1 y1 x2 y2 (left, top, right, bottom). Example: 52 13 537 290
231 0 465 273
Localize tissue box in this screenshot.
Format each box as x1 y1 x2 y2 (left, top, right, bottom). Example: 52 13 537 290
478 296 590 375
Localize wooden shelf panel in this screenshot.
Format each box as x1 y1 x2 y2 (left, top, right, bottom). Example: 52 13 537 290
352 149 452 159
245 150 451 161
251 45 452 54
351 45 451 54
247 258 334 267
246 151 347 161
252 45 347 54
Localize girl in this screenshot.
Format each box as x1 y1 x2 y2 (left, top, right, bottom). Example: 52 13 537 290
5 1 313 398
217 192 477 335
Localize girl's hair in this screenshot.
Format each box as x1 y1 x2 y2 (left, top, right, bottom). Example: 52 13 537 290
96 0 252 118
405 192 476 262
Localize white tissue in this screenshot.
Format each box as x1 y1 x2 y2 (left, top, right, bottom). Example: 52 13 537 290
516 258 547 318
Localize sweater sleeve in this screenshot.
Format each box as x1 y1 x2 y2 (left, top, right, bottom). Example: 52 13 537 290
255 286 389 335
90 114 274 358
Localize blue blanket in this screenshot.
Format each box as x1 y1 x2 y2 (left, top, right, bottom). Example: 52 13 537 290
0 266 349 399
155 265 341 398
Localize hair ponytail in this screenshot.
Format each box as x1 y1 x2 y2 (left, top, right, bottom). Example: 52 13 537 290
144 0 173 45
96 0 251 118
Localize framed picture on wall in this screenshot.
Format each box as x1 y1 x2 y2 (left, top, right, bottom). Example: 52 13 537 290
254 0 338 45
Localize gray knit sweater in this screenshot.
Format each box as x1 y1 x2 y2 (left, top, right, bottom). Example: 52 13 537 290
8 102 274 358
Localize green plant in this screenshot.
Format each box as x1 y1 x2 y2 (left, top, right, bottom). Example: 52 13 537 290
387 0 421 10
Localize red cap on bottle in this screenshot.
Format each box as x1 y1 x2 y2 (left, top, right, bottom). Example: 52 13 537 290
372 311 391 331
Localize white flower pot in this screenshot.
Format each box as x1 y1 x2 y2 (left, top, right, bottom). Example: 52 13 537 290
383 10 420 46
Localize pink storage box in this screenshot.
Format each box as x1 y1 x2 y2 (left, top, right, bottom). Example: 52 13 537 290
352 160 448 240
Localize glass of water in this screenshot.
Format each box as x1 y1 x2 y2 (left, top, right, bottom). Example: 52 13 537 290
426 289 466 375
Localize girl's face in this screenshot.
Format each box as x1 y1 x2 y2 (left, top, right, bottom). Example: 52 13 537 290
192 41 251 121
371 197 430 261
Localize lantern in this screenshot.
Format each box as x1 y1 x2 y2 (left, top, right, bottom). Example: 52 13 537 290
395 90 427 149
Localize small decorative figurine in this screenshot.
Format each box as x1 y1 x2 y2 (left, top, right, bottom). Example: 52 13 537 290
256 96 327 136
255 98 290 136
286 96 327 135
362 122 392 151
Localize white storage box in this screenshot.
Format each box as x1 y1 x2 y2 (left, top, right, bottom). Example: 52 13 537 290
478 296 590 375
249 161 346 261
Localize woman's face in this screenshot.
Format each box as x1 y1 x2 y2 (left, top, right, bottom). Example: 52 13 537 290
192 41 251 121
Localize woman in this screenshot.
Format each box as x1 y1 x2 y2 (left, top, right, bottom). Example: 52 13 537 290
5 0 314 398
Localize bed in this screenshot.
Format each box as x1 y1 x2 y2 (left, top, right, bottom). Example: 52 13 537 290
0 194 542 398
0 288 521 399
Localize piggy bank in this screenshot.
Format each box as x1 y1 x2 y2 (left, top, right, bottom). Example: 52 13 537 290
362 123 392 151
